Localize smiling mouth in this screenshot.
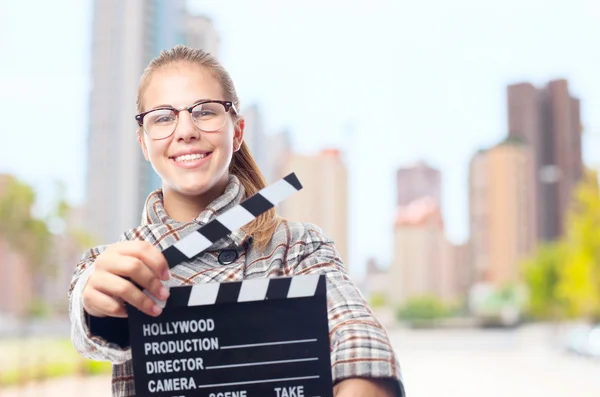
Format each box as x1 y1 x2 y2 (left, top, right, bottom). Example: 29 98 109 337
171 152 212 163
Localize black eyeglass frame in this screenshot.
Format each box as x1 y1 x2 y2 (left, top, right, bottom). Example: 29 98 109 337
134 99 238 129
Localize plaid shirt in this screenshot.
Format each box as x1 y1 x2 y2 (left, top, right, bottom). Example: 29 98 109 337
68 175 405 396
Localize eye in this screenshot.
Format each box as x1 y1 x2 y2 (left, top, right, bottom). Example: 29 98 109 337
148 109 176 124
191 103 221 119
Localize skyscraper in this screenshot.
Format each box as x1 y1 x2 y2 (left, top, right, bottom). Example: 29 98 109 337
241 103 267 176
278 149 349 268
396 161 442 207
468 137 536 286
84 1 218 243
507 79 583 242
262 130 293 183
184 14 220 58
389 197 451 304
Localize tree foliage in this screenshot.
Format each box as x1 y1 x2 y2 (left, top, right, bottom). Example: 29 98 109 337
0 175 95 318
558 169 600 320
0 176 52 269
522 242 566 319
396 295 451 322
523 168 600 322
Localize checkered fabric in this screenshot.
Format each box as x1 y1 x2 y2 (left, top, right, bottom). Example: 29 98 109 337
68 175 405 396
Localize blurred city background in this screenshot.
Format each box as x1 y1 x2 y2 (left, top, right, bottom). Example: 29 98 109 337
1 0 600 396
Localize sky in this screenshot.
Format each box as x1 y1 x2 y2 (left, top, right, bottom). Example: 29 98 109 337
0 0 599 277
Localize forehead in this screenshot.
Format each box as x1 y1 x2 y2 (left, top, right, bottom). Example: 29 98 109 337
142 63 223 110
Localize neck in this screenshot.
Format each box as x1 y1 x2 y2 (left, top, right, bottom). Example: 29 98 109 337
162 179 229 223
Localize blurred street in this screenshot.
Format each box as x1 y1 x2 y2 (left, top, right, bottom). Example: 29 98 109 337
2 323 600 397
392 324 600 397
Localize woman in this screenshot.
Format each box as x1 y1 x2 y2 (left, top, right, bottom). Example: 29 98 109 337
68 45 405 397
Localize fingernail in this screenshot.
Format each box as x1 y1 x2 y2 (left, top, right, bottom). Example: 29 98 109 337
159 286 170 300
162 269 171 280
152 305 162 316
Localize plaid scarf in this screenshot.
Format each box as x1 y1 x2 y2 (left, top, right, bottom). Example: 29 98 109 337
68 175 405 396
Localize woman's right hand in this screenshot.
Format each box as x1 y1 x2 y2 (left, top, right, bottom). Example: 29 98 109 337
82 241 171 318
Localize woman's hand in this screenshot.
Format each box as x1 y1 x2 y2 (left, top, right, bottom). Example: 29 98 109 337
82 241 171 318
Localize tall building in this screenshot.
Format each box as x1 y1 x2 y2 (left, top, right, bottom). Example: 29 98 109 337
0 240 31 318
241 103 268 176
263 130 293 183
184 15 220 57
85 1 218 243
507 79 583 242
396 161 442 207
389 197 452 304
468 137 536 286
278 149 349 268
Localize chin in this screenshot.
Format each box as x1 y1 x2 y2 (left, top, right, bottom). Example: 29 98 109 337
161 169 228 199
174 183 213 197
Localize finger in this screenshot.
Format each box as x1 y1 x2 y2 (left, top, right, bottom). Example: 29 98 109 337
106 256 169 301
114 241 170 280
94 271 163 317
83 288 128 318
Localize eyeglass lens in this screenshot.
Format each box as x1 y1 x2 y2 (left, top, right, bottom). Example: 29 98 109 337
143 102 228 139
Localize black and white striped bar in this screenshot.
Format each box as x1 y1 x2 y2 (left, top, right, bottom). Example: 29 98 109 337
163 274 326 309
161 172 302 269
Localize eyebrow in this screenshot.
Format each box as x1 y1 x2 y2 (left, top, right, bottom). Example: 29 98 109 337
146 98 213 112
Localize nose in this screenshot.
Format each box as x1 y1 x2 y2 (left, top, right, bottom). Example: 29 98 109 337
173 109 200 142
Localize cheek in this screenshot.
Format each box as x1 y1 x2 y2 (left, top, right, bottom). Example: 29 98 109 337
210 129 236 154
145 139 169 160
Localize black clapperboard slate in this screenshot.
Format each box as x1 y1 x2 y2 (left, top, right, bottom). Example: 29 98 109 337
126 173 334 397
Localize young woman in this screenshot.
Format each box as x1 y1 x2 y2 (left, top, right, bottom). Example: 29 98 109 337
69 45 405 397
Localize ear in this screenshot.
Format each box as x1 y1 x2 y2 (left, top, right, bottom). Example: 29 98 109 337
137 130 150 161
233 117 245 152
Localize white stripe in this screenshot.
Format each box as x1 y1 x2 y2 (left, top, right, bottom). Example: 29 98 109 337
206 357 318 370
220 338 317 349
187 282 220 306
287 274 320 298
237 278 270 302
259 179 299 205
173 231 212 258
216 205 256 232
195 375 319 389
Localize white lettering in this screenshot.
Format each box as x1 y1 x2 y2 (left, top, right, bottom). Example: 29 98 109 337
147 377 196 393
142 319 216 336
143 338 218 356
274 386 304 397
208 391 247 397
145 358 204 374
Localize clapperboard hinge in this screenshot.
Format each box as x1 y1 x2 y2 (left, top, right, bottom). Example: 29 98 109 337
145 173 303 308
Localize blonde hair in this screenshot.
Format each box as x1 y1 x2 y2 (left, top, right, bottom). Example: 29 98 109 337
137 45 280 250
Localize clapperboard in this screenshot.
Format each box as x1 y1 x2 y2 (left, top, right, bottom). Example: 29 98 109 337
127 173 334 397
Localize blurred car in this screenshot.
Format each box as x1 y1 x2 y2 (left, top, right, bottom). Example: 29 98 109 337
563 323 600 359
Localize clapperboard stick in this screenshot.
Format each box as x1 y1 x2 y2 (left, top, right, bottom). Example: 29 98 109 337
145 173 303 307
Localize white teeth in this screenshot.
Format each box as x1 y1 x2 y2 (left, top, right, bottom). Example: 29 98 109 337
173 153 209 162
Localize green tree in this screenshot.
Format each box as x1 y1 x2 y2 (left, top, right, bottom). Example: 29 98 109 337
557 169 600 321
522 242 566 320
396 295 450 323
522 168 600 322
0 176 52 276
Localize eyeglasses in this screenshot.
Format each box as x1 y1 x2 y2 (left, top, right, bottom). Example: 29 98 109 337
135 100 238 140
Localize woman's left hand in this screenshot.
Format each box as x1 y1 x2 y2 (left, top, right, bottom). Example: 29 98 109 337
334 378 397 397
